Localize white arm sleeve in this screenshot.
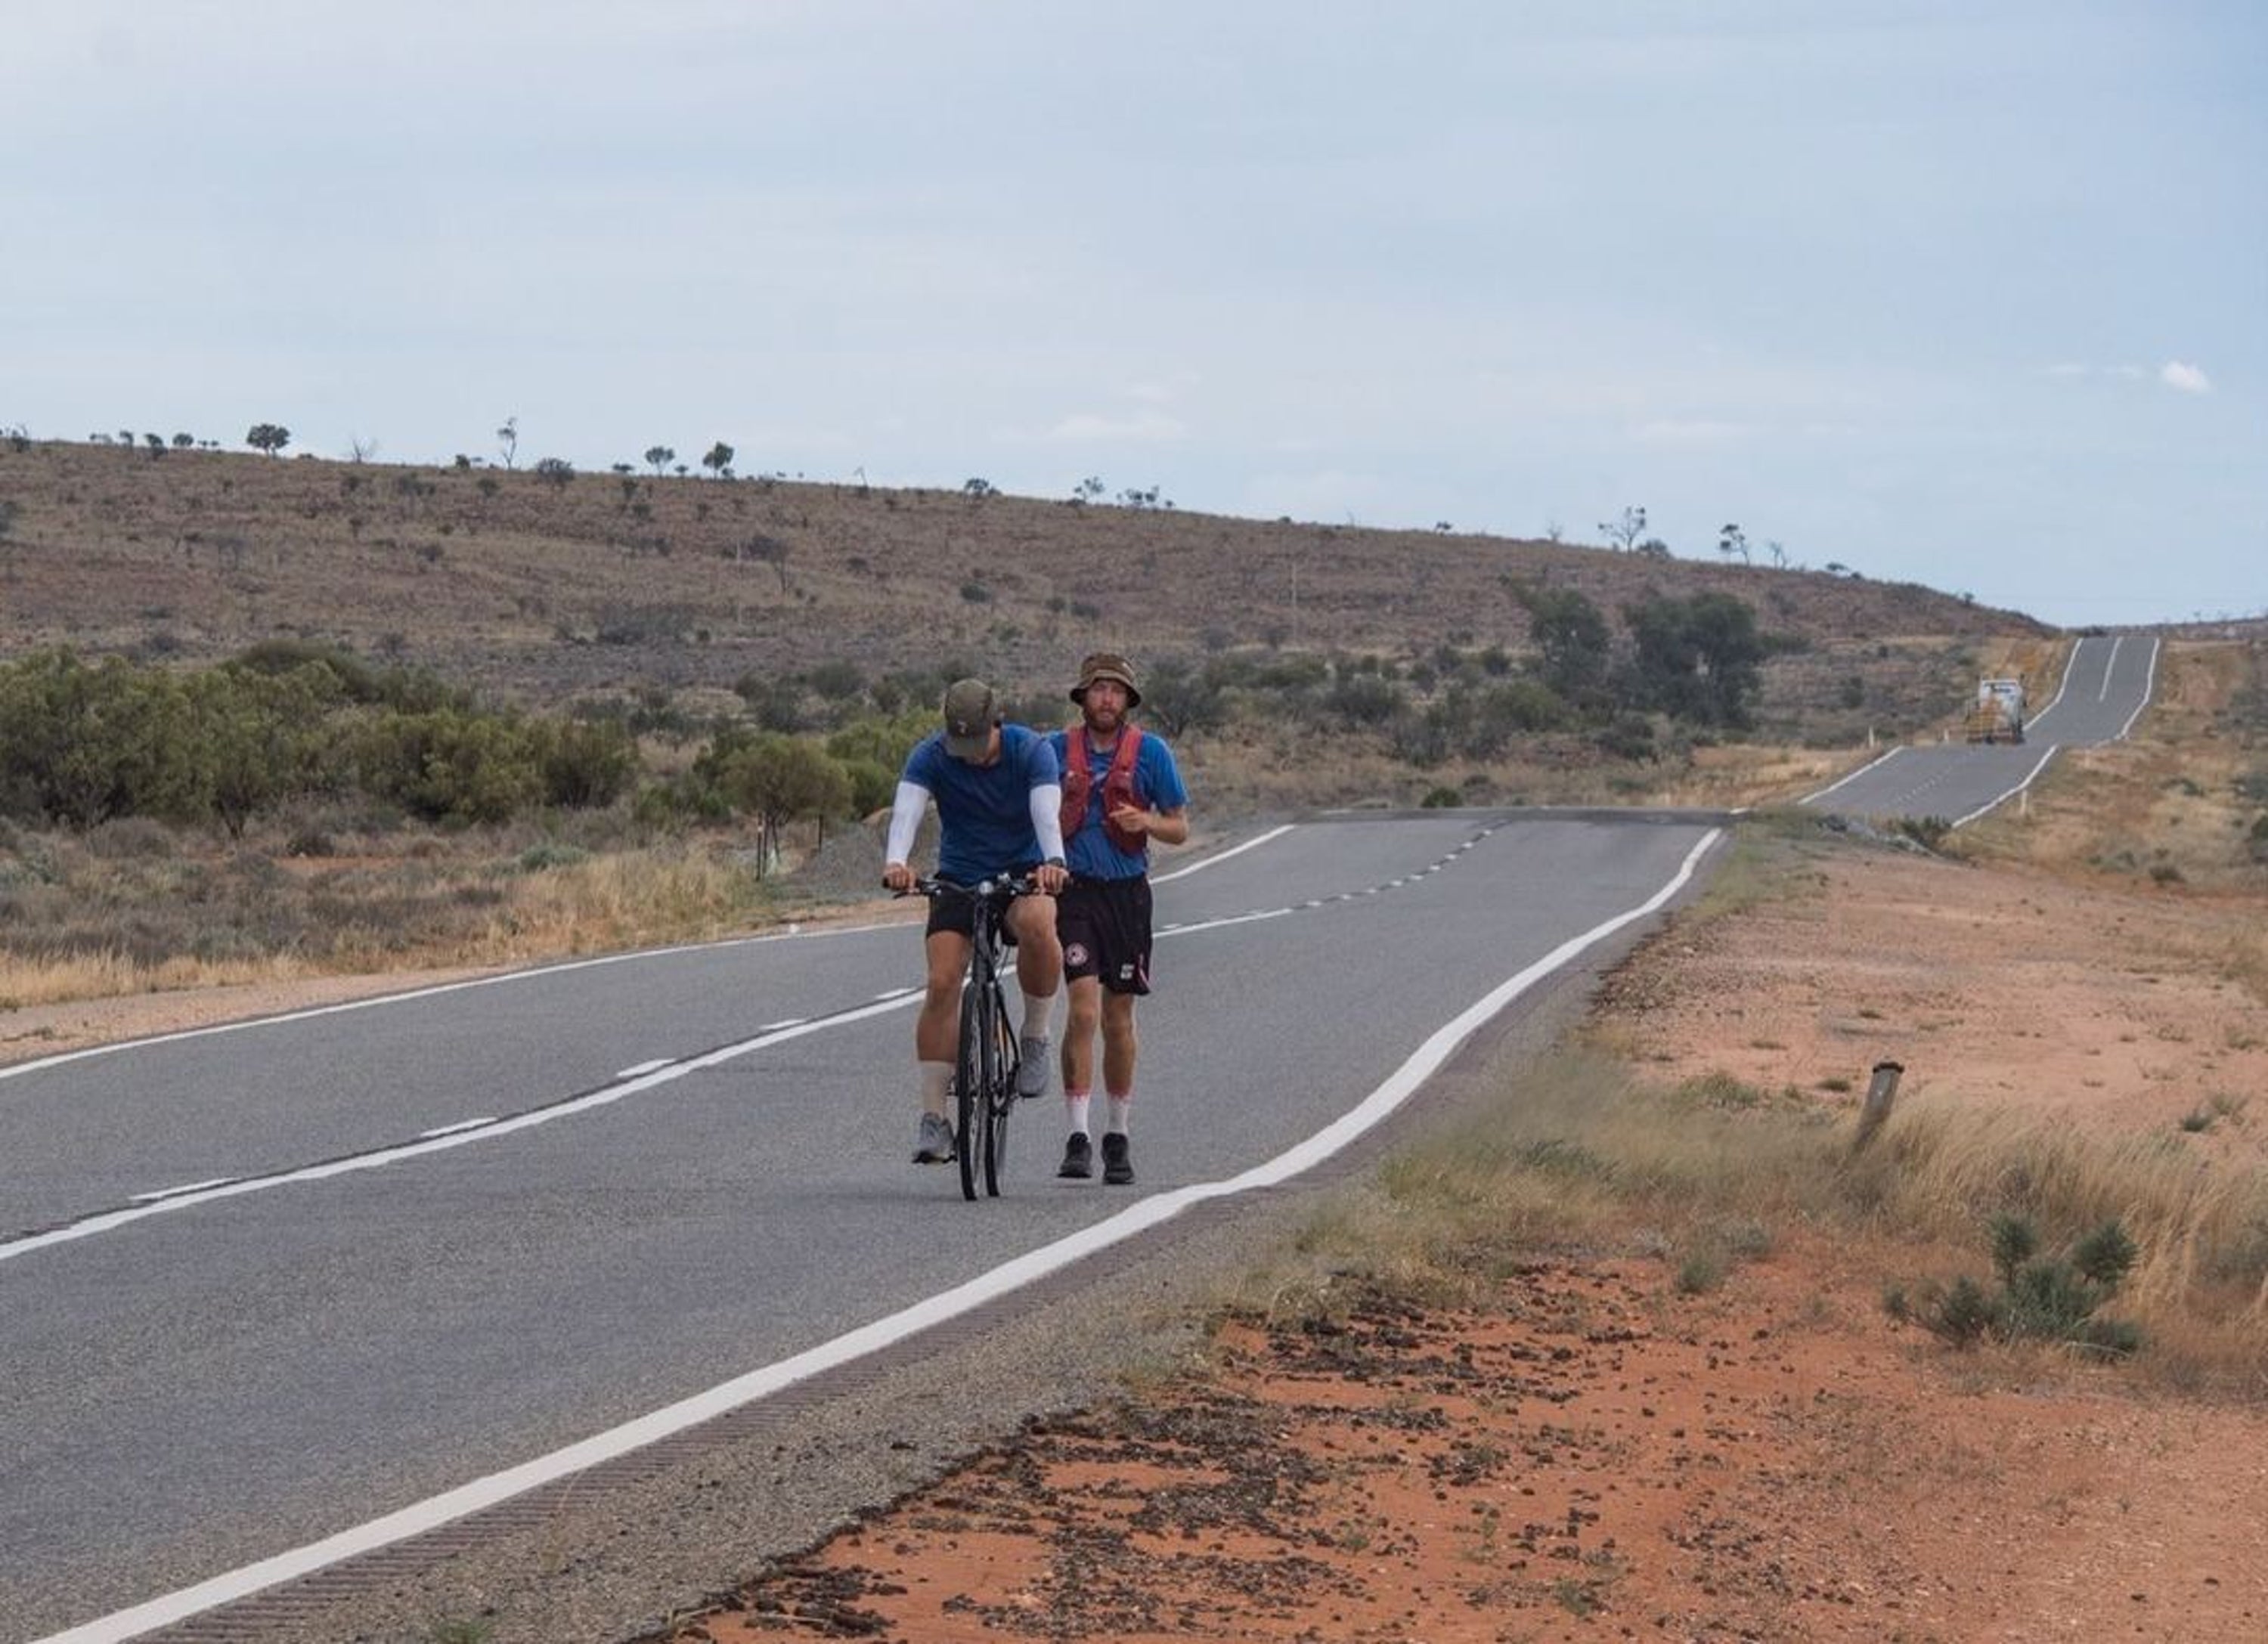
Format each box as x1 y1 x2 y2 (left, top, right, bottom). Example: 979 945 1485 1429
1030 782 1066 863
885 780 930 867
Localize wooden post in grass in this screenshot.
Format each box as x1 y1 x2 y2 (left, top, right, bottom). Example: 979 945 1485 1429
1853 1060 1903 1150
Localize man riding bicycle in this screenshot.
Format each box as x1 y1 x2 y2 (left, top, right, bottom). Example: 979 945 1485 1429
882 679 1070 1166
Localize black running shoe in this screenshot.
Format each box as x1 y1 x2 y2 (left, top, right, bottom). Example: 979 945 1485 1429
1101 1132 1134 1186
1057 1132 1093 1179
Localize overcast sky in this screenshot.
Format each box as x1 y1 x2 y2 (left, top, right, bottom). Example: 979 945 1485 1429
8 2 2261 626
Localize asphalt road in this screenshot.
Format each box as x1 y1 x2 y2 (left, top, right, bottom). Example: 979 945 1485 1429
2 808 1724 1644
1799 633 2157 825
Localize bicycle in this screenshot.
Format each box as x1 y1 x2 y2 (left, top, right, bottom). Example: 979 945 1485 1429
906 872 1031 1200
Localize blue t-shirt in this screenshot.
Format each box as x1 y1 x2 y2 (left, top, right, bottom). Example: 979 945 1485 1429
900 723 1061 883
1045 726 1188 881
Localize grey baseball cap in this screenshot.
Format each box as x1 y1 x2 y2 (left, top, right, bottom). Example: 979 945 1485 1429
941 678 998 760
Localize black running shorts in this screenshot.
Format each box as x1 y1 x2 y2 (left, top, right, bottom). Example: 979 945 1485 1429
1057 875 1153 995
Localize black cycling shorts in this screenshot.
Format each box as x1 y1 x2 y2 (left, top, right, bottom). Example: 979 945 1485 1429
1058 875 1152 995
923 876 1035 943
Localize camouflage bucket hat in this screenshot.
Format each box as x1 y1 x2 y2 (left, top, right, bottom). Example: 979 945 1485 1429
1070 652 1142 709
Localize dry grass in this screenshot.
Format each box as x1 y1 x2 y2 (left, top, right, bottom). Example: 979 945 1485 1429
1270 1050 2268 1398
0 820 792 1009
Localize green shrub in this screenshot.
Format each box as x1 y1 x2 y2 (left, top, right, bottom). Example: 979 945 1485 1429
1919 1274 1999 1345
534 719 637 810
1907 1216 2141 1357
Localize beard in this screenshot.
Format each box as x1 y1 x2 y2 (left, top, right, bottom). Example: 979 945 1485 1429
1082 701 1123 735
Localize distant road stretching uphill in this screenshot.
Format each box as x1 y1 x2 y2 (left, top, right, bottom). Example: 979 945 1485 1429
3 809 1724 1644
1799 633 2158 827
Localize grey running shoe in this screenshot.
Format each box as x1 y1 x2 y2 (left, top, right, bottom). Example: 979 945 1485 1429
1017 1036 1052 1100
1057 1132 1093 1179
1101 1131 1134 1186
912 1112 956 1164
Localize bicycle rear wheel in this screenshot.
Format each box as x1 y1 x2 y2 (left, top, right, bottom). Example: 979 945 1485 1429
955 980 989 1202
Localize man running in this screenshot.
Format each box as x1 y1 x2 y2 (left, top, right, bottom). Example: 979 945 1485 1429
1046 652 1189 1185
882 679 1069 1166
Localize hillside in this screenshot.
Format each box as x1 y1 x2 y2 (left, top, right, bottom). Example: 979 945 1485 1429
2 439 2043 734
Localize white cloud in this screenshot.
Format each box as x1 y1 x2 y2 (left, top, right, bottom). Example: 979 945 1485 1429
1633 419 1752 444
2161 361 2212 395
1039 409 1188 443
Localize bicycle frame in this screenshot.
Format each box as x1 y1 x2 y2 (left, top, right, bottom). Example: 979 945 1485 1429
914 875 1028 1199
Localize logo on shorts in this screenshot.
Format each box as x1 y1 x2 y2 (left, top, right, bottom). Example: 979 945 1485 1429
1064 942 1092 968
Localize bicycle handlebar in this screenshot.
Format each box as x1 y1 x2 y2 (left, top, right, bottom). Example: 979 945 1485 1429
893 871 1043 899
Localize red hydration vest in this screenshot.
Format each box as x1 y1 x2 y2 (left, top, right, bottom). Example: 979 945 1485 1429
1059 725 1148 854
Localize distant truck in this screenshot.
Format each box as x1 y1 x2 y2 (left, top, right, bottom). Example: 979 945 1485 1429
1964 676 2027 745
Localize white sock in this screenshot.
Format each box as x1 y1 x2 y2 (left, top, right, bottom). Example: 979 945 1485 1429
1021 992 1055 1040
920 1060 952 1119
1106 1093 1132 1135
1065 1091 1091 1137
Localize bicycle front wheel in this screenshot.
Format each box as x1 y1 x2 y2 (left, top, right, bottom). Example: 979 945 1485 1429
981 983 1015 1197
955 980 989 1202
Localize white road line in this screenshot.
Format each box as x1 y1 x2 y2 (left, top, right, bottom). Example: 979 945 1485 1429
757 1018 807 1033
1953 745 2062 828
30 828 1721 1644
2029 635 2084 725
417 1118 500 1140
1153 824 1294 882
1799 745 1904 805
613 1059 674 1079
2099 634 2122 701
1157 907 1294 937
2115 637 2159 741
127 1179 234 1204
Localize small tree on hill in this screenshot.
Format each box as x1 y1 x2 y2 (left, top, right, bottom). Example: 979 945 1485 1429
1599 505 1647 553
645 444 675 476
702 441 735 479
246 423 291 457
495 416 519 469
